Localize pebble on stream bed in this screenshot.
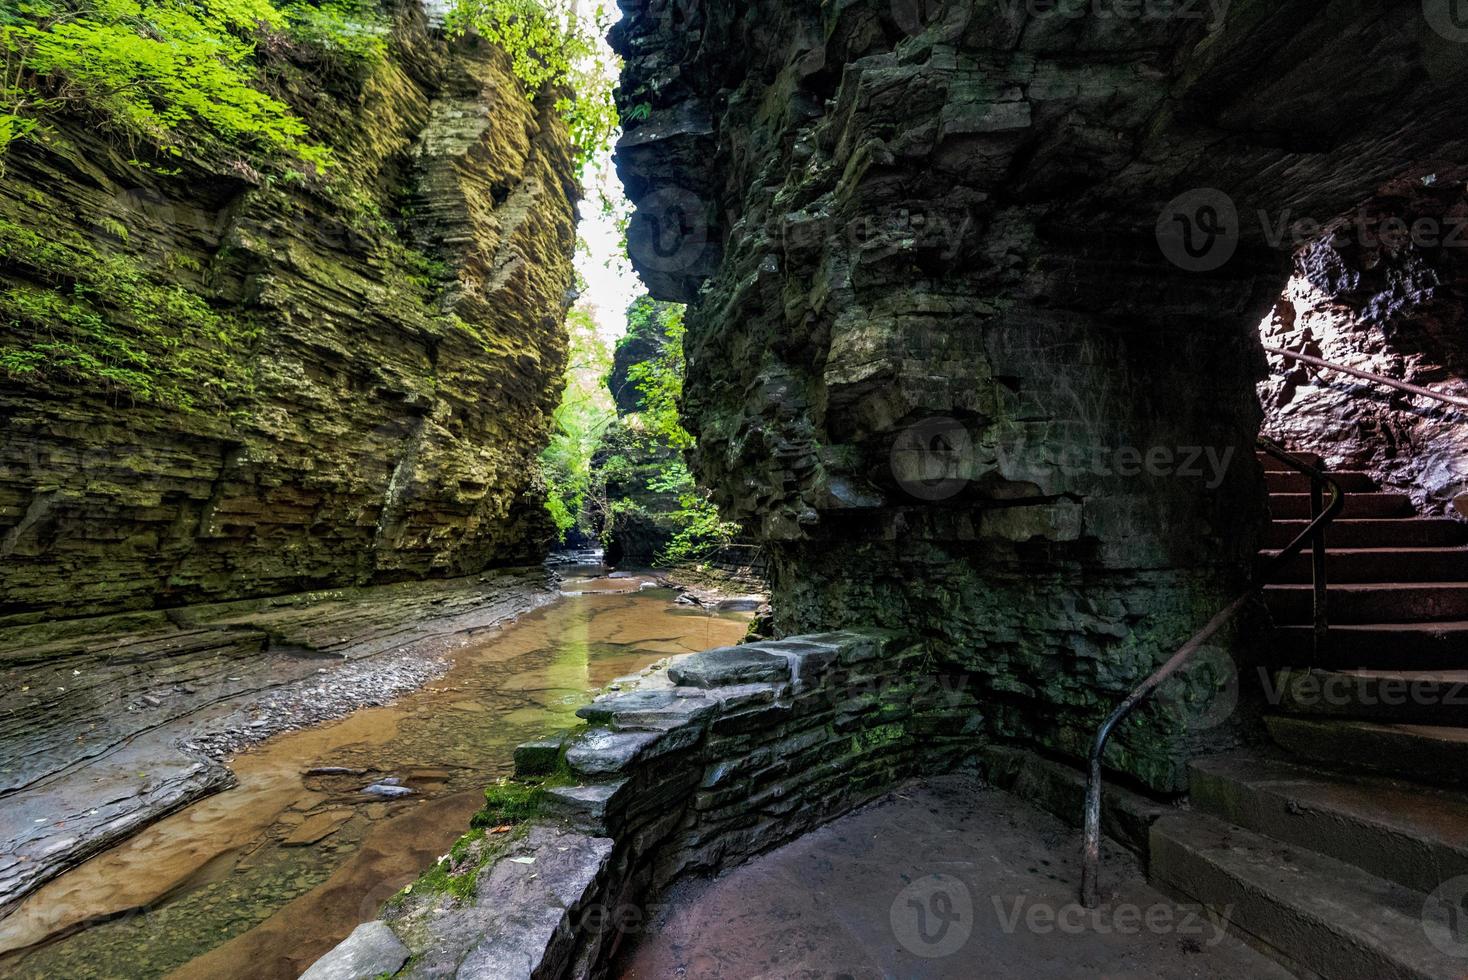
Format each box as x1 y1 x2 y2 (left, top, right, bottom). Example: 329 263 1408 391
184 652 455 761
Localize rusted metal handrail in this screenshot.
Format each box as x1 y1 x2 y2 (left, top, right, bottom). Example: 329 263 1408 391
1078 438 1343 908
1255 439 1343 661
1263 344 1468 410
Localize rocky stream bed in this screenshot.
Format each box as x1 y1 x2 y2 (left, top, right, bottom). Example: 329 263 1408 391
0 557 756 978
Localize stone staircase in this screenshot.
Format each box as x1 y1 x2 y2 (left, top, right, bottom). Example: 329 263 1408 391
1148 450 1468 979
1257 450 1468 781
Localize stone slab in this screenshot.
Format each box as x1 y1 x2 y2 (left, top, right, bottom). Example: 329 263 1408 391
1152 812 1463 980
300 920 409 980
282 809 354 847
1189 750 1468 896
565 729 665 776
667 646 790 688
575 688 717 730
539 781 630 832
391 826 613 980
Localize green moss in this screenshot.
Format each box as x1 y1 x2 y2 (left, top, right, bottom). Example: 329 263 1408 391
853 722 906 752
382 766 569 913
470 778 544 828
0 215 259 411
411 828 492 901
388 806 536 908
0 0 390 170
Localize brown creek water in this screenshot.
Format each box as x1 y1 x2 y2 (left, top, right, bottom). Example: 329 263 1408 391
0 567 751 980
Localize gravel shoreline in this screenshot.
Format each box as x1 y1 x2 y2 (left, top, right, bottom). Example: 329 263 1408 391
1 569 559 916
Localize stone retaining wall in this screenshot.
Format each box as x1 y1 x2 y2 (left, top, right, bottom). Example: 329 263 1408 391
309 629 984 979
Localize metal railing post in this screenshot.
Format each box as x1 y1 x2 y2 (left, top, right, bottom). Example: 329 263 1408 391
1077 344 1459 905
1077 439 1342 907
1309 474 1328 666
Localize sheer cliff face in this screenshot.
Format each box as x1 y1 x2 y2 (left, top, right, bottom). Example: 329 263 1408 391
613 0 1468 789
0 12 579 623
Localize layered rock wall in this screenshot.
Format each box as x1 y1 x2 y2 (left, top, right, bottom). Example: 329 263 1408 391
0 4 578 625
613 0 1468 789
1260 170 1468 513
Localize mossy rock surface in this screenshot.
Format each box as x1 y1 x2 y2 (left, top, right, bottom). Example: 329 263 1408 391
0 5 578 622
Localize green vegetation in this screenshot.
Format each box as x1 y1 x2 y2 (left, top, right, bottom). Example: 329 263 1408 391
0 215 258 409
471 777 547 827
602 297 740 564
393 822 523 904
541 304 614 543
388 775 553 907
539 296 740 563
622 300 691 451
0 0 618 173
0 0 389 168
444 0 617 173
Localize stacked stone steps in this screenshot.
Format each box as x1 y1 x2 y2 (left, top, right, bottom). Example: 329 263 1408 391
1268 668 1468 726
1265 582 1468 623
1149 751 1468 980
1261 548 1468 584
1259 450 1468 679
1230 447 1468 975
1267 491 1412 518
1263 716 1468 789
1265 469 1378 493
1271 622 1468 670
1188 753 1468 892
1263 518 1468 548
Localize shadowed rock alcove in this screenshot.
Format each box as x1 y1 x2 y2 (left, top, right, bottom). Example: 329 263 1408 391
613 0 1468 791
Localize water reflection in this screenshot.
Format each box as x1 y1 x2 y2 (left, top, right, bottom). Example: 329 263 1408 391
1 573 750 980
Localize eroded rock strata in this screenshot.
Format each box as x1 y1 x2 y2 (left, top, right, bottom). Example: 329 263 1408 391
0 4 579 625
1259 170 1468 513
613 0 1468 790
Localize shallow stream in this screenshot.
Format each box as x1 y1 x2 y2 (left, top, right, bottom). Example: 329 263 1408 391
0 563 750 980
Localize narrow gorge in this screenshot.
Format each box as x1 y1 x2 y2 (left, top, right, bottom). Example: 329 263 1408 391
5 1 1468 978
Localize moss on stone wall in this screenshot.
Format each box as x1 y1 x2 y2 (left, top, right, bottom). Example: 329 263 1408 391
0 214 261 412
0 3 578 622
611 0 1468 792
